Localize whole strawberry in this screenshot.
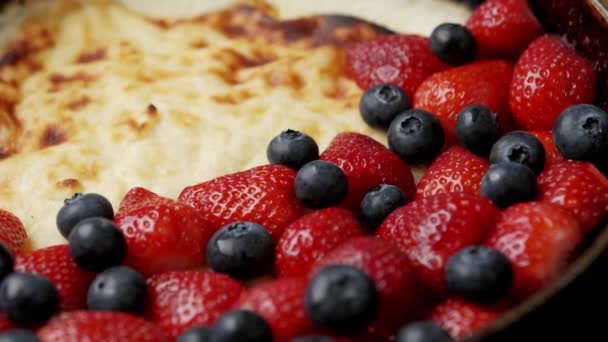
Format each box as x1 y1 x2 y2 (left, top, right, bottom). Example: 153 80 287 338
510 35 597 130
430 298 498 340
179 164 304 240
529 131 564 168
0 209 27 255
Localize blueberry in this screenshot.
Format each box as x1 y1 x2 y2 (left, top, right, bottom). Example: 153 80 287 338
56 193 114 239
480 162 537 208
360 184 407 229
490 131 546 175
177 327 211 342
206 221 274 280
210 310 272 342
388 109 445 164
455 104 500 156
446 246 513 304
0 329 40 342
68 217 127 272
0 243 13 282
87 266 147 315
0 273 59 325
305 265 378 336
267 129 320 170
359 84 412 128
290 336 334 342
430 23 477 65
396 321 454 342
295 160 348 209
553 104 608 165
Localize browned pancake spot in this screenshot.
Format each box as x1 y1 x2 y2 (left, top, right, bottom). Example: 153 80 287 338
211 89 254 105
49 72 97 91
56 178 83 191
147 104 158 115
66 95 91 111
77 48 107 64
40 124 67 148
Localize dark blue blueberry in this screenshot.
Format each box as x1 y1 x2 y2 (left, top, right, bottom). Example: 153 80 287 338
0 329 40 342
267 129 319 170
553 104 608 166
206 221 274 280
480 162 537 208
68 217 127 272
295 160 348 209
396 321 454 342
490 131 546 175
360 184 407 229
359 84 411 128
56 193 114 238
290 336 334 342
87 266 147 315
210 310 272 342
177 326 210 342
0 272 59 325
388 109 445 164
305 265 378 336
429 23 477 65
446 246 513 304
455 104 500 156
0 243 13 282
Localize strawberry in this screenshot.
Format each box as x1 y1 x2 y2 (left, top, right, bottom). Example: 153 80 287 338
14 244 95 311
415 146 489 199
310 236 421 335
538 161 608 234
345 34 449 96
485 202 582 299
146 270 245 338
0 314 16 333
114 187 214 277
414 60 514 145
275 207 365 278
37 311 168 341
179 165 304 240
528 131 564 168
466 0 543 58
430 298 498 340
377 192 499 297
0 209 27 255
319 132 416 210
510 35 597 130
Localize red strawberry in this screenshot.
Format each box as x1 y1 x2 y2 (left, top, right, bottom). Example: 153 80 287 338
345 34 449 95
14 244 95 311
179 165 304 240
430 298 498 340
0 209 27 255
377 192 499 297
466 0 543 58
275 207 365 278
416 146 489 199
320 132 416 210
510 35 597 130
528 131 564 167
414 60 514 145
485 202 582 299
538 161 608 234
37 311 168 341
232 278 315 341
0 314 16 333
146 270 245 338
114 187 214 277
310 236 421 334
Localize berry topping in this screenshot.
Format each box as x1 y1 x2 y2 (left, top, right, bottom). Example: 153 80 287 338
0 329 39 342
68 217 127 272
0 244 13 282
0 209 27 255
455 104 500 156
429 23 477 65
0 272 59 325
87 266 147 315
206 221 274 280
430 298 498 340
360 84 411 129
306 265 379 336
553 104 608 165
210 310 273 342
480 162 538 208
528 130 564 167
396 321 454 342
489 131 546 175
177 327 210 342
56 193 114 239
267 130 320 170
388 109 445 164
295 160 348 209
360 184 408 229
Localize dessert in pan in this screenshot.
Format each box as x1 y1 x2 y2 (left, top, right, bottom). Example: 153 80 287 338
0 0 606 341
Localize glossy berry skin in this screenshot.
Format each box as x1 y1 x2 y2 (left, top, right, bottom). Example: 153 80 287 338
0 209 27 255
0 244 13 282
56 193 114 238
490 131 546 175
176 327 210 342
455 104 500 156
529 131 564 168
0 272 59 325
87 266 147 315
430 298 498 340
396 321 454 342
359 84 411 128
360 185 408 229
295 160 348 209
430 23 476 65
553 104 608 164
206 221 274 280
445 246 513 304
306 265 379 336
267 130 319 170
0 330 39 342
211 310 273 342
388 109 445 164
480 162 538 208
68 217 127 272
